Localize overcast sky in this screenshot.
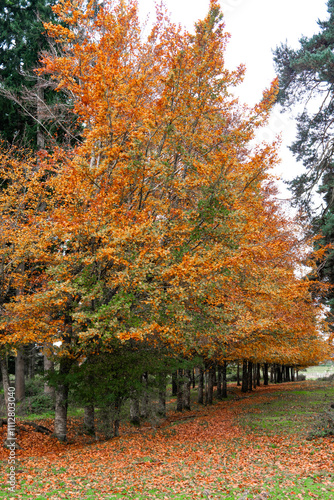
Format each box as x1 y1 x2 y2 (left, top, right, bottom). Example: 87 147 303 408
138 0 329 201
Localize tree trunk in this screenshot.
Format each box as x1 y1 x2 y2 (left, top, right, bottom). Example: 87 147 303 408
263 363 268 385
172 371 177 396
216 365 222 400
285 365 291 382
277 365 282 383
54 356 71 442
291 367 295 381
113 401 120 437
198 368 204 404
114 418 120 437
207 368 214 405
256 363 261 387
212 367 217 386
158 373 166 417
26 344 35 379
183 369 191 411
15 346 25 402
44 344 55 397
176 368 183 412
100 406 112 438
0 352 10 409
222 361 227 398
140 372 149 418
237 361 241 386
253 363 257 389
36 80 45 151
192 368 196 389
83 405 95 435
270 364 274 383
248 361 253 392
241 360 248 393
130 397 140 425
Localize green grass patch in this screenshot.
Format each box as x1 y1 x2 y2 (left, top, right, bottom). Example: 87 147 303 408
239 381 334 436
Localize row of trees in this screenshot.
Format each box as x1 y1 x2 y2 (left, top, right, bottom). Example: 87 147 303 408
0 0 332 442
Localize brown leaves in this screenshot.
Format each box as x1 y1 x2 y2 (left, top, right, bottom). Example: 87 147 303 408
0 0 331 366
1 383 333 497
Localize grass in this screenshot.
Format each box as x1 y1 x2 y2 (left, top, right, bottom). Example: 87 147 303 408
238 381 334 436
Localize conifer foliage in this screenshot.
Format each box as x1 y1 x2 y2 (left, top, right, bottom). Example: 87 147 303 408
273 0 334 337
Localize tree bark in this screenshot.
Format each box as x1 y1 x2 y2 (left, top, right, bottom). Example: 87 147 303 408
270 364 274 383
291 366 295 381
84 405 95 435
176 368 183 412
36 80 45 151
241 360 248 393
15 346 25 402
26 344 35 379
222 361 227 398
256 363 261 387
216 365 222 400
0 352 10 410
276 365 282 383
130 397 140 425
44 344 55 397
212 367 217 386
253 363 257 389
248 361 253 392
192 368 196 389
172 371 178 396
140 372 149 418
198 368 204 404
158 373 166 417
263 363 269 386
113 401 120 437
183 369 191 411
54 356 71 442
114 418 120 437
237 362 241 386
207 368 214 405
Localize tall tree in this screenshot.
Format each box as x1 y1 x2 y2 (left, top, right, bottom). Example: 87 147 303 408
0 0 81 148
273 0 334 338
0 0 52 144
0 0 330 440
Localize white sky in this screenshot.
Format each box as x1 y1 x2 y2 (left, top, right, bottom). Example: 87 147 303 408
138 0 329 201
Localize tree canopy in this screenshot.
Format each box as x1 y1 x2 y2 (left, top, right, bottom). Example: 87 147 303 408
0 0 332 441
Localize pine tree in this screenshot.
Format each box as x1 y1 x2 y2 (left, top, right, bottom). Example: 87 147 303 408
0 0 52 144
273 0 334 329
0 0 80 148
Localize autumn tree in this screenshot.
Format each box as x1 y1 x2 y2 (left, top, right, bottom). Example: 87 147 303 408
0 0 330 440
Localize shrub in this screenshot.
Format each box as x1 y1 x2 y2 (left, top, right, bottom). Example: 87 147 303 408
25 375 44 397
16 393 54 416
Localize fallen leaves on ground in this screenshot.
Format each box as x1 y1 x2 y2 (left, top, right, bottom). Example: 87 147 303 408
0 382 333 499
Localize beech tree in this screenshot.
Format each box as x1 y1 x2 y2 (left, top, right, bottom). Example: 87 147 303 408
0 0 331 440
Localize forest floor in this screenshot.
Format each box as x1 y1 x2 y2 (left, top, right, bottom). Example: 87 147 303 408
0 380 333 499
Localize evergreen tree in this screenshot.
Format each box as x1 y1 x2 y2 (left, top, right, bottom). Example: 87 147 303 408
0 0 80 147
0 0 52 144
273 0 334 327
